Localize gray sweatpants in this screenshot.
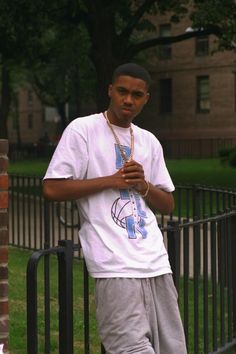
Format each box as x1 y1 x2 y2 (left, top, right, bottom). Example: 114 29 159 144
95 274 187 354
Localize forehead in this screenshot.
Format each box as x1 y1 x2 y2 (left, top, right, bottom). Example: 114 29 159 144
112 75 148 92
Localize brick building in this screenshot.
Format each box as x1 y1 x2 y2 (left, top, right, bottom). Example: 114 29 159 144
137 15 236 156
8 87 61 147
7 15 236 157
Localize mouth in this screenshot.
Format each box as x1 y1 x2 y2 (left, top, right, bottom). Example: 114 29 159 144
121 107 133 114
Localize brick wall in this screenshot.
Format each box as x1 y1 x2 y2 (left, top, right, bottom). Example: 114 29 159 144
0 140 9 353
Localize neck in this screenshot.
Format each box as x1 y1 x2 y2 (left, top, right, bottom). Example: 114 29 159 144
105 109 131 128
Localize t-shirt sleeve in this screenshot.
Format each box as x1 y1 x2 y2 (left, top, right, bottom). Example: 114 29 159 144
43 123 88 180
150 139 175 192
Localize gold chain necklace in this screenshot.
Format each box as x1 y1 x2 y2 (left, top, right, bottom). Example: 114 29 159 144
104 111 134 163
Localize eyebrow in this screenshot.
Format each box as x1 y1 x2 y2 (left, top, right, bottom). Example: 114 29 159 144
116 86 146 95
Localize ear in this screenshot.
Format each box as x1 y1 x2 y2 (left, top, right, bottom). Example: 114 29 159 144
108 84 113 98
145 92 150 104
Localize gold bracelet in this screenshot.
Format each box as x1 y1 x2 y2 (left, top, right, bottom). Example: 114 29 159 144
140 180 150 198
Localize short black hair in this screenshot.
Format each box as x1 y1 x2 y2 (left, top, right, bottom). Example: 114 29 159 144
112 63 151 88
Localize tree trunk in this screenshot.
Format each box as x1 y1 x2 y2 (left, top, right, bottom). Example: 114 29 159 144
57 102 67 133
86 3 120 112
0 64 11 139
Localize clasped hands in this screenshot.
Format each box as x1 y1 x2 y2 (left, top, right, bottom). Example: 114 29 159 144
113 159 149 196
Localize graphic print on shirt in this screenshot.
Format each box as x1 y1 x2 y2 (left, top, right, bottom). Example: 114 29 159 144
110 144 147 239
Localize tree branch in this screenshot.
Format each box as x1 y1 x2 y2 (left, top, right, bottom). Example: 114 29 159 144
118 0 157 41
127 26 222 58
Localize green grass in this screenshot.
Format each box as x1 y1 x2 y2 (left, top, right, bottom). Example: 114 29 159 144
9 247 236 354
9 247 101 354
9 158 49 176
8 158 236 189
8 158 236 352
166 159 236 189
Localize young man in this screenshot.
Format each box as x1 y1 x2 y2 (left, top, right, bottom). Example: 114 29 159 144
43 63 187 354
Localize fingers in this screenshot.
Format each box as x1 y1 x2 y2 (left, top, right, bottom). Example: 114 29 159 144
112 160 146 191
121 160 145 180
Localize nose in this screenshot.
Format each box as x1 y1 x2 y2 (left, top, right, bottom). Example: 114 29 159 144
123 94 133 106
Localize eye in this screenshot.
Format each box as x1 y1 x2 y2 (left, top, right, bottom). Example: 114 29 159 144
117 87 127 95
133 91 144 99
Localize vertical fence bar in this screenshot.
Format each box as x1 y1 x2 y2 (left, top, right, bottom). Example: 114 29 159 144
39 179 43 249
167 220 180 292
219 216 226 347
10 175 15 245
44 200 50 354
192 184 201 219
16 175 20 246
27 176 32 249
101 344 106 354
193 219 200 354
22 176 26 247
211 218 218 351
33 176 37 249
226 213 233 342
183 220 189 350
203 220 209 354
27 252 42 354
58 240 74 354
83 259 90 354
231 208 236 337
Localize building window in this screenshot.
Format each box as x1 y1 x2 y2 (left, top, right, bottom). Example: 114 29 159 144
28 89 33 106
235 73 236 112
196 76 210 113
28 113 33 129
160 78 172 114
195 35 209 57
159 24 172 60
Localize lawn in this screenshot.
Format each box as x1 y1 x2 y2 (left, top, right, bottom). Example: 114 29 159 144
8 157 236 189
167 159 236 188
9 247 101 354
9 247 236 354
8 158 236 353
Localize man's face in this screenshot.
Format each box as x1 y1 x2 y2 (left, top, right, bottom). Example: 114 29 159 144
108 75 150 127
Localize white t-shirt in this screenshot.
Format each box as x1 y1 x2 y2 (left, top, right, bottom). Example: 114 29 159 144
44 113 175 278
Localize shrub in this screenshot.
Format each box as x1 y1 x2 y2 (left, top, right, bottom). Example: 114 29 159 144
218 146 236 167
228 149 236 167
218 147 233 164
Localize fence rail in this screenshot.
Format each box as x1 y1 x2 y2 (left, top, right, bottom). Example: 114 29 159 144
9 174 236 250
8 174 236 353
9 138 236 160
160 138 236 159
27 209 236 354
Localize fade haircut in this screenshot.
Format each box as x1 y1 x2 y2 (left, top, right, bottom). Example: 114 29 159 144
112 63 151 89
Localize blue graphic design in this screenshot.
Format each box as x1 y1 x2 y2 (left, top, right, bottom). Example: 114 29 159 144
115 144 131 169
110 144 148 239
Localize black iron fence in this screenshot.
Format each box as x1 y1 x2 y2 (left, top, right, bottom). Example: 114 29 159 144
9 174 236 250
160 138 236 159
26 209 236 354
8 174 236 353
9 138 236 160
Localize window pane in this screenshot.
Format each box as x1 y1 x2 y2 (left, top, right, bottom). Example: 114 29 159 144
159 24 172 60
195 35 209 56
160 78 172 114
28 113 33 129
28 89 33 106
197 76 210 113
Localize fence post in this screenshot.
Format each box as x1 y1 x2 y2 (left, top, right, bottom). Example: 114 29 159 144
167 220 180 293
27 251 43 354
43 200 51 354
57 240 74 354
231 207 236 337
0 140 9 353
192 184 201 219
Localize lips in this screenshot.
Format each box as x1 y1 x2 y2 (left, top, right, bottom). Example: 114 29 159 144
121 107 132 114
